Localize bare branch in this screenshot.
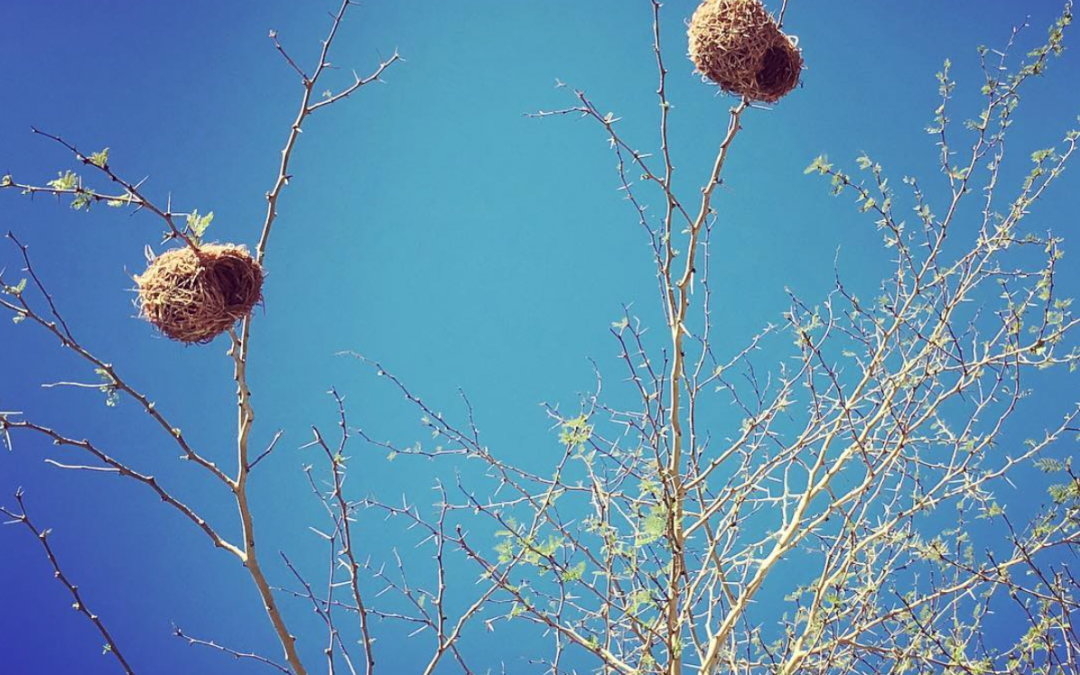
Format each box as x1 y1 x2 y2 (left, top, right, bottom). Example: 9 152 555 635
1 489 138 674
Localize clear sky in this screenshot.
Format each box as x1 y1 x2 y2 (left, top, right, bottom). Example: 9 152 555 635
1 1 1078 673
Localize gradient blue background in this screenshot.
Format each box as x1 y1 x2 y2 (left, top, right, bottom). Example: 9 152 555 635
1 1 1078 672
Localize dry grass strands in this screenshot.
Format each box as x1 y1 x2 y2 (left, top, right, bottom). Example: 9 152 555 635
136 244 263 344
688 0 803 103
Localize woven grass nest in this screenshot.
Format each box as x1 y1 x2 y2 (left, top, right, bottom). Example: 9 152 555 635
135 243 263 344
688 0 803 103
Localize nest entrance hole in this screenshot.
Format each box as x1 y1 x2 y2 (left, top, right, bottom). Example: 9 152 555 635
755 42 800 100
204 254 257 309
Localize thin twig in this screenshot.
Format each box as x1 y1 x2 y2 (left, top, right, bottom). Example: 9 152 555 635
1 489 137 674
173 624 292 675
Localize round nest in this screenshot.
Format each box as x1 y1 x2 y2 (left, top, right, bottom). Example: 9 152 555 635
135 243 264 344
688 0 803 103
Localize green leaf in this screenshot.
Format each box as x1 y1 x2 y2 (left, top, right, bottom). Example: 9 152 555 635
1034 457 1063 473
494 538 514 564
71 190 95 211
1031 148 1056 163
3 278 27 296
561 561 586 582
804 154 832 175
638 505 667 546
88 148 109 168
186 210 214 241
558 415 592 447
47 170 78 191
96 368 119 407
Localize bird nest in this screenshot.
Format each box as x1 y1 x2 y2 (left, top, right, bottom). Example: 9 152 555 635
135 243 263 344
688 0 803 103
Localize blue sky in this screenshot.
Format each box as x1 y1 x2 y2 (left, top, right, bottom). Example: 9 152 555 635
1 1 1078 673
